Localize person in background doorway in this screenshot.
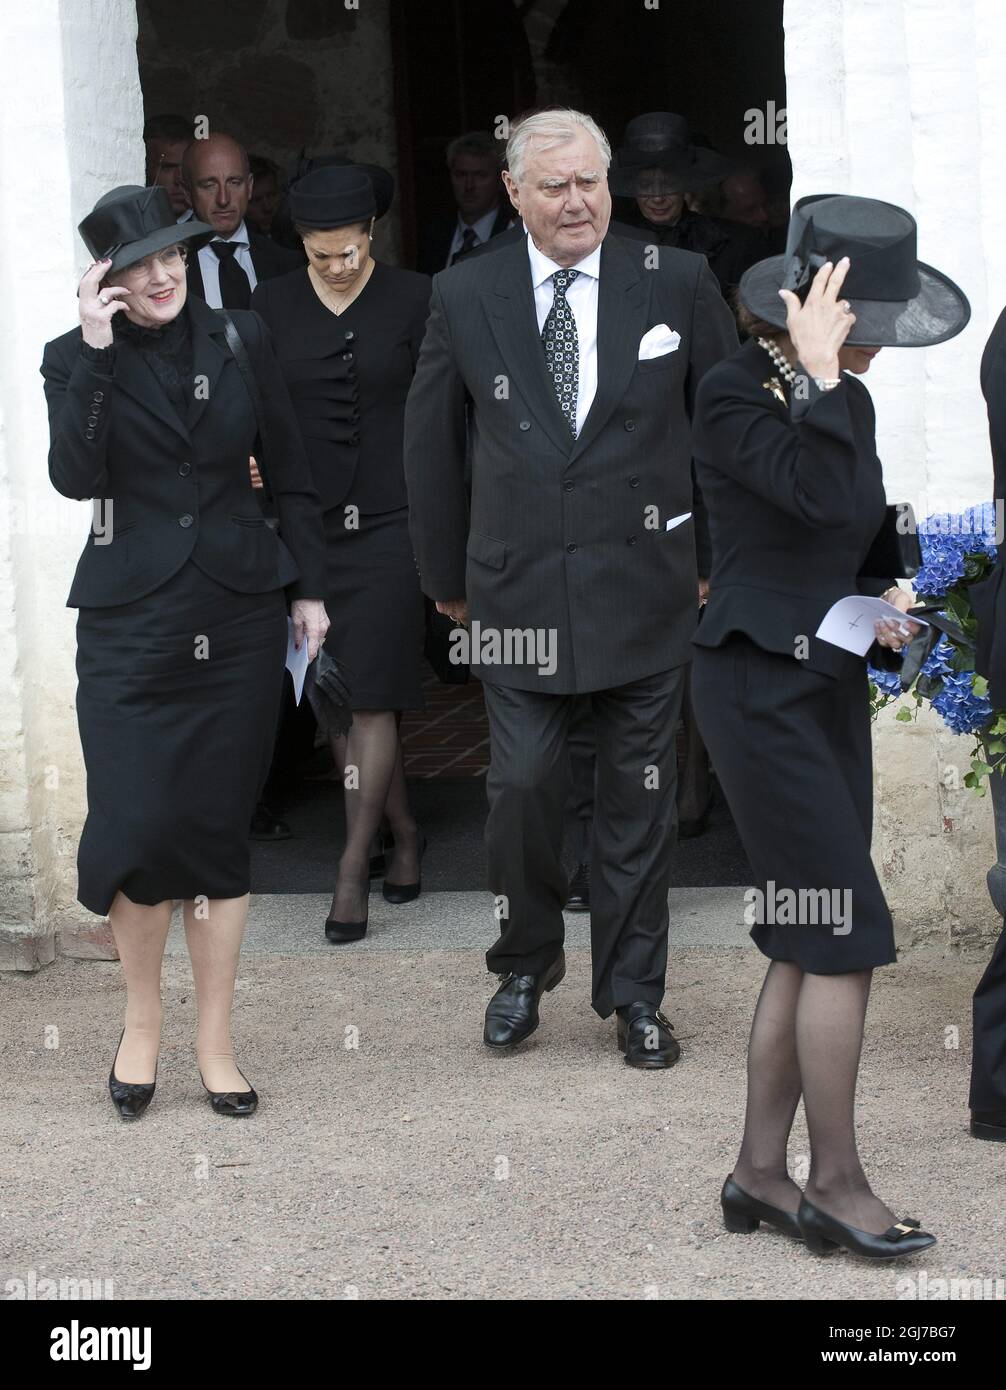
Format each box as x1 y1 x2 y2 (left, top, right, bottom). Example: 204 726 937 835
417 130 514 275
143 113 193 220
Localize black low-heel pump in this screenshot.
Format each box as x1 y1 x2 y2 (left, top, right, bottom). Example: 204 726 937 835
720 1174 803 1239
199 1071 258 1117
383 828 427 904
797 1197 935 1259
108 1030 157 1122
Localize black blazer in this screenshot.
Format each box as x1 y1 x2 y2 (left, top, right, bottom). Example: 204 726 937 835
186 228 302 302
403 230 739 694
691 337 895 679
416 203 514 276
40 294 327 608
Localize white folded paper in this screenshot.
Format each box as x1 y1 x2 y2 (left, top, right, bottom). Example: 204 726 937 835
638 323 681 359
815 595 929 657
285 616 310 705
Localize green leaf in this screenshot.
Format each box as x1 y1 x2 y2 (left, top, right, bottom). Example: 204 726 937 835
895 707 913 722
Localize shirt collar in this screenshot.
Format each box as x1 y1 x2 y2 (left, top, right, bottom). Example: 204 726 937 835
458 205 502 243
526 231 601 290
211 219 250 247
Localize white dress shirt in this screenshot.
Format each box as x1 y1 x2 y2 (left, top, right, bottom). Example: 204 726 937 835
196 219 257 308
526 233 601 437
446 204 504 266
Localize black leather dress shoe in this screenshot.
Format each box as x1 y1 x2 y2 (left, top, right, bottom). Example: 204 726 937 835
615 1002 681 1069
565 862 590 912
720 1173 802 1238
484 951 566 1048
971 1108 1006 1141
678 796 712 839
200 1071 258 1117
108 1030 156 1121
383 828 427 904
798 1198 935 1259
249 802 291 840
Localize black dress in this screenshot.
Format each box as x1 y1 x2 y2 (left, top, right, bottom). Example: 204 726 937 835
41 298 327 915
690 338 898 973
252 261 431 710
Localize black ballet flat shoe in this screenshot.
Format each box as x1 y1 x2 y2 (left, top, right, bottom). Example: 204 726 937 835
108 1030 157 1122
970 1108 1006 1141
383 828 427 904
615 1002 681 1069
797 1197 935 1259
325 913 368 943
199 1071 258 1117
720 1174 803 1239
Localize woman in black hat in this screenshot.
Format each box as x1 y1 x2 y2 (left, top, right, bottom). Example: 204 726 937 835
40 185 329 1120
690 195 970 1258
608 113 763 300
251 165 431 944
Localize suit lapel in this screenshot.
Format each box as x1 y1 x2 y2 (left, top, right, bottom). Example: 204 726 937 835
480 240 575 457
567 235 650 465
114 343 191 444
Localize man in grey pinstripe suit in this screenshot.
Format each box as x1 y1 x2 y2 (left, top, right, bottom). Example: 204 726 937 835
404 109 737 1065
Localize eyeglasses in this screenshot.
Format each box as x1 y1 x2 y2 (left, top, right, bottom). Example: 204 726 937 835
119 245 188 282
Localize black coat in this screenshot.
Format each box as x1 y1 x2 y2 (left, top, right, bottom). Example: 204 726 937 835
186 228 302 302
691 337 895 678
403 230 739 693
973 307 1006 701
610 208 764 300
40 294 327 607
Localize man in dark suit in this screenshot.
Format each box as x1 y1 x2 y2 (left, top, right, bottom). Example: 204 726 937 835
182 132 301 309
971 307 1006 1140
417 131 514 276
404 109 737 1066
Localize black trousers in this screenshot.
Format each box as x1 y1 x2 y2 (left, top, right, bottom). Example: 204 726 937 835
564 697 595 862
971 768 1006 1113
482 665 686 1018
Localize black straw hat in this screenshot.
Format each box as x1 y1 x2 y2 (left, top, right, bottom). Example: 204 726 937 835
78 185 213 273
738 194 971 347
608 113 735 198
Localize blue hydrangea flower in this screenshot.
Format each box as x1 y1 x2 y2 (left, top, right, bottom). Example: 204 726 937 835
930 670 993 735
867 665 902 698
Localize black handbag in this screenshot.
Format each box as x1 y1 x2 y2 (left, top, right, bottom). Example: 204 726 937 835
859 503 923 582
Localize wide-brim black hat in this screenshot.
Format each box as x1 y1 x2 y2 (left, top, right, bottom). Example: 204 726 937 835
608 112 735 198
738 194 971 347
78 185 214 273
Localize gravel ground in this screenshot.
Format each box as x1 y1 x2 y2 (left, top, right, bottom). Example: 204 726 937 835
2 944 1003 1301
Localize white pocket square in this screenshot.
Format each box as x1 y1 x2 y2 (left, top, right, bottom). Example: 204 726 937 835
638 324 681 360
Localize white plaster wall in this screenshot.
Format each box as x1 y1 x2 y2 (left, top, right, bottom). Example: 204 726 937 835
784 0 1001 944
0 0 143 966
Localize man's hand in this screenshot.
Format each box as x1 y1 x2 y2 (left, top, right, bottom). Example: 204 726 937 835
698 577 709 607
290 598 330 661
249 455 264 490
436 598 469 626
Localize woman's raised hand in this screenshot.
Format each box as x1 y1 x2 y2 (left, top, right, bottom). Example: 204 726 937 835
778 257 855 380
79 259 130 349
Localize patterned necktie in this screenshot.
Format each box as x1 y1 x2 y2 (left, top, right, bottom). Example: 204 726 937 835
211 240 252 309
451 226 478 265
541 268 580 435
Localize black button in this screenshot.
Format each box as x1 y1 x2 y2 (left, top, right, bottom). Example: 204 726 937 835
563 480 574 492
350 432 360 445
179 514 193 528
342 351 354 362
344 331 355 342
629 475 640 487
87 415 98 427
627 535 638 546
178 462 191 477
84 428 96 440
624 420 636 432
350 410 360 423
91 391 104 403
566 542 577 554
519 420 531 431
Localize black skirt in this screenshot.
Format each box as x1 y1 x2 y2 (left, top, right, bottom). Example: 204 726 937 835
691 635 897 973
323 505 424 710
75 560 288 915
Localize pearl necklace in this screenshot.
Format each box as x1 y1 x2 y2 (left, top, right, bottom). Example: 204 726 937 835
757 336 798 384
